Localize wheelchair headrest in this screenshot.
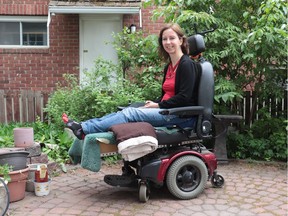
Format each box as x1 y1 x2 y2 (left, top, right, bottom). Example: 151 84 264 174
188 34 206 57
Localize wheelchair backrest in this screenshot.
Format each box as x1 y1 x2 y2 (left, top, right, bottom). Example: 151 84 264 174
188 34 214 122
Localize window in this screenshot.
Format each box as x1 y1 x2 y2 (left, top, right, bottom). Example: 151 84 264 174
0 16 48 47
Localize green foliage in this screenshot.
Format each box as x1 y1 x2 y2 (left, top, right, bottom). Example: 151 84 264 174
111 28 163 99
44 74 97 130
214 76 243 114
45 59 150 130
42 131 73 167
112 28 162 73
145 0 287 115
227 113 287 162
145 0 287 162
0 164 13 183
0 124 16 148
214 77 242 104
102 154 122 165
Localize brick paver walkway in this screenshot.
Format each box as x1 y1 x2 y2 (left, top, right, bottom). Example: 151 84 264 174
6 160 288 216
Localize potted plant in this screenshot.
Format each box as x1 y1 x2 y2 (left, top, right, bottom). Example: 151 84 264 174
0 164 29 202
0 151 30 203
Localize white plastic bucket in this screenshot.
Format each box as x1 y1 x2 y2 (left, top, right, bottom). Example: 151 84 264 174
34 179 51 197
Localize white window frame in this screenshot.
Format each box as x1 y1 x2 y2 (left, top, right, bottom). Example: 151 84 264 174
0 16 49 48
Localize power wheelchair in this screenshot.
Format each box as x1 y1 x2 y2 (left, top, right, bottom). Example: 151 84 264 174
103 33 225 202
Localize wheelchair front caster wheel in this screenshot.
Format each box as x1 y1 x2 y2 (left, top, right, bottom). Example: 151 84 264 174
211 174 225 188
139 183 150 202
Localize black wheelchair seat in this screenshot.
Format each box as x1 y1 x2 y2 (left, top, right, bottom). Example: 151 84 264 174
155 127 198 146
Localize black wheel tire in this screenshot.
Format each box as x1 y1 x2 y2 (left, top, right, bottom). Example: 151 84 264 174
139 184 150 202
0 178 9 216
211 174 225 188
166 155 208 200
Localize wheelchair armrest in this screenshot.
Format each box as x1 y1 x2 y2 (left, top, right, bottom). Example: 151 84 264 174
159 106 205 116
117 106 126 111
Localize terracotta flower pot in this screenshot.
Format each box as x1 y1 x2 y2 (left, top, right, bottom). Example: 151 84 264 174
13 127 34 147
7 167 29 202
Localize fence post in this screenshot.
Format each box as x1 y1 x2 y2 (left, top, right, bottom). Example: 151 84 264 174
0 90 6 123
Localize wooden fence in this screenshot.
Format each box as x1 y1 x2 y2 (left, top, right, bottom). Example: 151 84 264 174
241 91 287 126
0 90 50 124
0 90 287 125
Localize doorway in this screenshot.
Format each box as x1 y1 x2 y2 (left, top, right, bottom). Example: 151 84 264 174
79 14 122 83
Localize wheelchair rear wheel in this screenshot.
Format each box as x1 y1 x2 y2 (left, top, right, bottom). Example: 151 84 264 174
166 155 208 200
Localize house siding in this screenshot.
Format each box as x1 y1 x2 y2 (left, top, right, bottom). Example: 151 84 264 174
0 0 164 91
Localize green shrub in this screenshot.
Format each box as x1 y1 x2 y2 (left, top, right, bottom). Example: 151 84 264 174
227 114 287 162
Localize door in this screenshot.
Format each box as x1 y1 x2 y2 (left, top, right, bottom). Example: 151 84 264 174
80 14 122 83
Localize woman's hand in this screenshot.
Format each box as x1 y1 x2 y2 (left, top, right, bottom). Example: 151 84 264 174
144 100 159 108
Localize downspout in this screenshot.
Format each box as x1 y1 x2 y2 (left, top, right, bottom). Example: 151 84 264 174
47 10 51 27
139 8 142 28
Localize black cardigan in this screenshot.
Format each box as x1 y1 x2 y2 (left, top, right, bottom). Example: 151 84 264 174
157 55 199 109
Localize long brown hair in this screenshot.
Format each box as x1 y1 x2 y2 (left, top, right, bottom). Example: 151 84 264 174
158 23 188 61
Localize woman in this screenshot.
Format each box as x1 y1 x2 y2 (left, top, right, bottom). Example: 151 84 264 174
63 23 198 140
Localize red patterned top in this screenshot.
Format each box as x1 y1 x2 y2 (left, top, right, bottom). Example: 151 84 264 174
161 60 180 101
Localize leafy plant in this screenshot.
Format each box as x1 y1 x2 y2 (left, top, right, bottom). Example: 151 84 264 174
111 28 163 100
144 0 287 116
0 164 13 183
227 113 287 162
42 130 73 172
214 76 243 114
102 154 122 165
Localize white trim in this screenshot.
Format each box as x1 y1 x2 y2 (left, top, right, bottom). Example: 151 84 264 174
0 16 47 22
49 6 140 14
80 13 123 20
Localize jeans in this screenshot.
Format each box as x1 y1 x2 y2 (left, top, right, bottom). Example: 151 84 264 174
81 107 196 134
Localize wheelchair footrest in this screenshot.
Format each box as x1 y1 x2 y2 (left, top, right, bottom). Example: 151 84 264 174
104 174 138 187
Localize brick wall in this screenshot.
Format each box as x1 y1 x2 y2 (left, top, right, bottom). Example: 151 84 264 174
0 0 79 91
0 0 163 92
0 0 49 15
123 6 164 36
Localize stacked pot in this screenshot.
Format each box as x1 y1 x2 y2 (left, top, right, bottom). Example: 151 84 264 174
14 127 51 197
0 127 35 202
0 151 30 202
0 128 33 202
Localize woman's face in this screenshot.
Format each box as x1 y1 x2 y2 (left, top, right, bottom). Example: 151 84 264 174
162 28 183 56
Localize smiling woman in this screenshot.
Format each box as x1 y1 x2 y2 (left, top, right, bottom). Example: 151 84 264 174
62 23 199 139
